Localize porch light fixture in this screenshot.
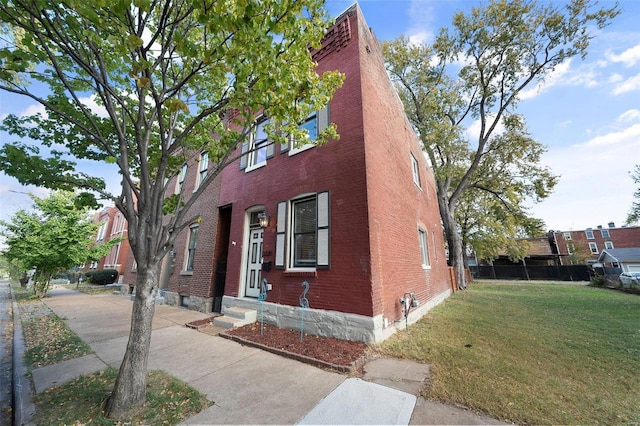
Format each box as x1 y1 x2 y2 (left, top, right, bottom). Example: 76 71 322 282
257 212 270 228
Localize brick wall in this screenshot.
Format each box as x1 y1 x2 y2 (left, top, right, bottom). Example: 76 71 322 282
165 158 223 301
219 5 451 322
554 226 640 263
355 10 451 325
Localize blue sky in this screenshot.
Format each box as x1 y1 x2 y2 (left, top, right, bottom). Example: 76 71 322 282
1 0 639 234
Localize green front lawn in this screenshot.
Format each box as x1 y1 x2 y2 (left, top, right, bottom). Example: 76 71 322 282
378 281 640 425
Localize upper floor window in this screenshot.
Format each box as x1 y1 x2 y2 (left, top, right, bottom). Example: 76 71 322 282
604 241 614 250
585 229 594 239
600 229 610 238
96 222 108 241
289 112 318 155
275 192 330 270
281 105 330 157
195 152 209 190
239 117 275 172
411 153 421 188
563 232 571 240
418 228 430 268
588 242 598 254
184 224 199 272
175 164 188 194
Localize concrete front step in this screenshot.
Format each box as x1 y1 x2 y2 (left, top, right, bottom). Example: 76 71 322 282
213 307 257 329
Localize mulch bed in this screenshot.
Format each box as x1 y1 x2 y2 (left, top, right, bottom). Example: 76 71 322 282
221 322 369 373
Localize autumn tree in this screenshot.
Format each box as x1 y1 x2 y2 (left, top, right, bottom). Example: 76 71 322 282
0 191 111 297
626 165 640 225
0 0 342 418
383 0 618 289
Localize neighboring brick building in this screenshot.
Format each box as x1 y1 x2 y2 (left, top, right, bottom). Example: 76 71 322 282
85 205 131 280
553 223 640 265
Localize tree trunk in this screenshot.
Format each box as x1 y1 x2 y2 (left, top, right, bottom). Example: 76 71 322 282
103 266 158 419
438 195 468 290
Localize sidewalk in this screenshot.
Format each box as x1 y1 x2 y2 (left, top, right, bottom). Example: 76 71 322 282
19 287 507 425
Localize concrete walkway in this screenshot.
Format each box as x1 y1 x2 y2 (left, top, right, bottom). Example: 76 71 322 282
18 287 507 425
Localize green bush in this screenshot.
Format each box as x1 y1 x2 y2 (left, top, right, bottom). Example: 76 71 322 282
84 269 118 285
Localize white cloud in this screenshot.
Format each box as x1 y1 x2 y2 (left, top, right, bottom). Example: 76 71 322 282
20 103 47 118
406 0 435 45
465 114 505 142
519 61 573 100
612 73 640 95
534 121 638 230
617 109 640 123
606 44 640 67
79 94 109 118
577 122 640 148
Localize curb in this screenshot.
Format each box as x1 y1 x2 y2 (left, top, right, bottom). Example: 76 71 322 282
10 286 36 425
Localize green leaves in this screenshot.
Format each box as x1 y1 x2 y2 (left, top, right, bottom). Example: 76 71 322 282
0 191 112 297
384 0 618 267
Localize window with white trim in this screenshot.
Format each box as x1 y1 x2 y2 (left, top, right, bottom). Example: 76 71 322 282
194 152 209 190
418 228 430 268
184 224 199 271
240 117 274 171
585 229 595 239
275 192 330 270
563 232 572 240
281 105 330 156
175 164 187 194
411 153 421 188
601 229 610 238
96 222 108 241
604 241 614 249
588 242 598 254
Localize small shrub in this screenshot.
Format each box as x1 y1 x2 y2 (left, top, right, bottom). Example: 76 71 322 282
85 269 118 285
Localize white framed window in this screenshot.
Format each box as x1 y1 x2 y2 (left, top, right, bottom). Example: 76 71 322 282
275 192 330 270
175 164 188 194
281 105 330 156
289 112 318 155
194 152 209 190
601 229 610 238
184 224 199 271
240 117 275 172
96 222 108 241
563 232 572 240
411 153 421 188
588 242 598 254
585 229 595 239
418 228 430 268
567 243 574 254
604 241 614 249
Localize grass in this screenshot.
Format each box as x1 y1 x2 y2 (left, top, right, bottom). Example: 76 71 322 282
377 281 640 425
34 368 212 426
22 313 92 369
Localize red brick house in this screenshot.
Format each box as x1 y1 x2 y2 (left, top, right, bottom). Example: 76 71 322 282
553 223 640 265
203 5 452 343
124 4 452 343
84 205 131 280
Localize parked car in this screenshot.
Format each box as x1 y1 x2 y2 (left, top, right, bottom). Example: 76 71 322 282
618 272 640 288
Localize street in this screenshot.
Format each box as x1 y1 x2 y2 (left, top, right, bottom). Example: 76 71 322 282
0 279 14 425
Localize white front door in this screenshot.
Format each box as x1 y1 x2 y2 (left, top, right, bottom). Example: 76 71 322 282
244 228 263 298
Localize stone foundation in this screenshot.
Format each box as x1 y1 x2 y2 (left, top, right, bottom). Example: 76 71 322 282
163 291 213 313
221 287 451 344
